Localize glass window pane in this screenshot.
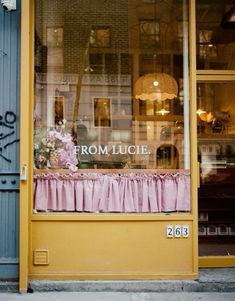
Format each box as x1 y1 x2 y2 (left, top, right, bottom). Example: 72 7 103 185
197 82 235 256
34 0 190 214
196 0 235 70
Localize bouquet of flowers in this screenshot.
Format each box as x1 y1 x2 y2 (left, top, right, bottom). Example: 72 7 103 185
34 120 78 171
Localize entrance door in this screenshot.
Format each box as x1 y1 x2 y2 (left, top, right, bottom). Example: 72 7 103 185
0 2 20 279
196 0 235 267
197 80 235 265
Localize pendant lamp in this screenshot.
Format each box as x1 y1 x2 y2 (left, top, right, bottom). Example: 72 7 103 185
221 3 235 29
157 107 170 116
134 72 178 102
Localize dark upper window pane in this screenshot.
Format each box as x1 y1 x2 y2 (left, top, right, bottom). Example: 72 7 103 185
196 0 235 70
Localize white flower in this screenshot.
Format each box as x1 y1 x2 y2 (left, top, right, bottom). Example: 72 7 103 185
49 129 57 135
34 143 39 150
53 131 63 140
41 138 47 145
47 142 53 148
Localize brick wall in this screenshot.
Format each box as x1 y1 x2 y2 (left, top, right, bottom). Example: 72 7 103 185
35 0 130 74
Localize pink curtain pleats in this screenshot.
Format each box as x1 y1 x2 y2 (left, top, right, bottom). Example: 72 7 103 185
34 172 191 213
161 174 177 212
34 178 48 211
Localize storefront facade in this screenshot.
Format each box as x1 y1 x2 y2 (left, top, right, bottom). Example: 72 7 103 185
16 0 235 292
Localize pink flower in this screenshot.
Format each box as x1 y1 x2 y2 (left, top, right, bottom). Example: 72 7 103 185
36 123 78 171
58 149 69 164
65 141 74 151
62 133 73 144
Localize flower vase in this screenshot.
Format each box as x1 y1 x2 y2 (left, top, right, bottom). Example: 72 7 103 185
49 150 65 169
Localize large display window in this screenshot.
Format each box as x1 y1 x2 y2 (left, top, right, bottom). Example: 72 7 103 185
33 0 191 213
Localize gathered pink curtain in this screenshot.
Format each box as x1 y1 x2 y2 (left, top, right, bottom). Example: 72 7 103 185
34 172 190 213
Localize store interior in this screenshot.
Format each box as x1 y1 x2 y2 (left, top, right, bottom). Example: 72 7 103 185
196 0 235 256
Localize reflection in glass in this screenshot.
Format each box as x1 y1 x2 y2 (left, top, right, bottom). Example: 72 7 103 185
156 144 179 169
34 0 190 170
196 0 235 70
139 20 160 49
197 82 235 256
90 27 110 48
93 98 111 128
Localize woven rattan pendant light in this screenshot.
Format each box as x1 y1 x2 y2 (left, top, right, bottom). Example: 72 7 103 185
134 72 178 102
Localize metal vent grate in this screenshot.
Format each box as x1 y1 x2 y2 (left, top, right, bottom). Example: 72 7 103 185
33 249 49 266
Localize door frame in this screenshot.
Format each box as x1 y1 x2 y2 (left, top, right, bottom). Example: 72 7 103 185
189 0 235 269
196 74 235 268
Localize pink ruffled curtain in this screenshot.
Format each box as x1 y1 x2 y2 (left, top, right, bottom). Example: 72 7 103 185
34 172 190 213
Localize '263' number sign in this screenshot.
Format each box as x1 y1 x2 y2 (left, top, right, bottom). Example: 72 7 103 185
166 225 190 238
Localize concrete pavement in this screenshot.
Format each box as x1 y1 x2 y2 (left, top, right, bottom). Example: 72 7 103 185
0 292 235 301
1 268 235 299
27 268 235 293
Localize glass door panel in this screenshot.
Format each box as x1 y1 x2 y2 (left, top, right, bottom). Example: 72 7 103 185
197 82 235 256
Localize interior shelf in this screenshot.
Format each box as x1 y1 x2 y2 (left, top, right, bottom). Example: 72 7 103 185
199 220 235 224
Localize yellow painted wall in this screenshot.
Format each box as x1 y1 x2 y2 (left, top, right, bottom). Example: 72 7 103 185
30 220 196 279
20 0 198 287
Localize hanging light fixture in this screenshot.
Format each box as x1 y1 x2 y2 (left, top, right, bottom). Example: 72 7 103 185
134 72 178 102
196 108 206 116
197 107 215 123
134 0 178 104
221 3 235 29
157 107 170 116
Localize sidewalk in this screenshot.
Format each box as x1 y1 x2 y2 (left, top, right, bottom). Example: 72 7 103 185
28 268 235 293
0 292 235 301
0 268 235 293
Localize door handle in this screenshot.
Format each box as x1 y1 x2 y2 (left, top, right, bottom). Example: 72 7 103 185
20 164 27 181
